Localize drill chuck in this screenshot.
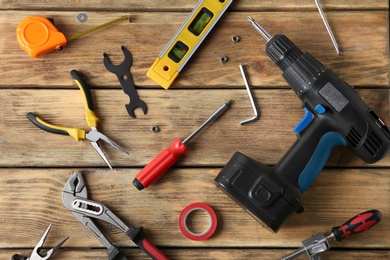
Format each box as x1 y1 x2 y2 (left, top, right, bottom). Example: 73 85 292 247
266 35 303 71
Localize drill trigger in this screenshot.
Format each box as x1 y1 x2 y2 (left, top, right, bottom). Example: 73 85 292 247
293 108 314 134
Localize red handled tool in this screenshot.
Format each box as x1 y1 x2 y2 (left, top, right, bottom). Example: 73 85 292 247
281 209 382 260
133 100 232 190
62 172 169 260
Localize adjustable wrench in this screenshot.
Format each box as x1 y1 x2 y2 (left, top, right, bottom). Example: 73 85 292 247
103 46 148 118
62 172 169 260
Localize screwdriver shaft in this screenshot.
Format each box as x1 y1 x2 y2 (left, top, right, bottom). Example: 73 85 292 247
182 100 232 145
314 0 340 56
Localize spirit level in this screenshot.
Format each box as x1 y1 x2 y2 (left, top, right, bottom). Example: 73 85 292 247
147 0 233 89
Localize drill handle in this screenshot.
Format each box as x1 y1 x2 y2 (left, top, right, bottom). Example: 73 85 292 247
275 113 347 194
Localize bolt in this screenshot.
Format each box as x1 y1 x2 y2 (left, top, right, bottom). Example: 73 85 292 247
232 35 240 43
151 125 160 133
220 56 228 63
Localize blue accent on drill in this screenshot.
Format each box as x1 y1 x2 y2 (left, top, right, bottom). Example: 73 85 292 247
315 104 326 114
298 132 347 192
293 108 314 134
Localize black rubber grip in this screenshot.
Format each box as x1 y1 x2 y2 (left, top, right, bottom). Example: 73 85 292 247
11 254 27 260
27 112 69 136
107 245 128 260
132 178 145 190
70 70 95 112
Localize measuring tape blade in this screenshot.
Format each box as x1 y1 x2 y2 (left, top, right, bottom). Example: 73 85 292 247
147 0 233 89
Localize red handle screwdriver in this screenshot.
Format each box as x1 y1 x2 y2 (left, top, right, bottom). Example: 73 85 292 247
331 209 382 241
281 209 382 260
133 100 232 190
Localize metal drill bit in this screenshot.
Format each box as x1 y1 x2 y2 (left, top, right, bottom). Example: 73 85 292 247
314 0 340 56
247 16 272 42
182 100 232 145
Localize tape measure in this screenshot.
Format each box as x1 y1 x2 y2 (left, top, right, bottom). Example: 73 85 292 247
16 15 128 58
147 0 233 89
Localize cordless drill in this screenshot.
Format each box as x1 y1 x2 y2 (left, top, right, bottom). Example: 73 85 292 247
215 17 390 233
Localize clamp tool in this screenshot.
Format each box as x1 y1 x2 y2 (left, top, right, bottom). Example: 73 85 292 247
62 172 169 260
12 224 68 260
27 70 128 170
281 210 382 260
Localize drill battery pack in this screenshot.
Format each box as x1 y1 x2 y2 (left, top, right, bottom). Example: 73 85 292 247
215 151 304 233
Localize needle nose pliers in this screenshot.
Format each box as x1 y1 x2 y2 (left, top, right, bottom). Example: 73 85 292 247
12 224 68 260
27 70 128 169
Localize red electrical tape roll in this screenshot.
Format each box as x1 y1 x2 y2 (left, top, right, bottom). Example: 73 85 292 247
179 202 217 241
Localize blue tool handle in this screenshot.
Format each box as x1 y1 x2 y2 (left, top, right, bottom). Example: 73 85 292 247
11 254 27 260
275 115 347 194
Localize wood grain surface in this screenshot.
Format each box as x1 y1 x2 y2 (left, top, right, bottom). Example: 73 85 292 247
0 0 389 259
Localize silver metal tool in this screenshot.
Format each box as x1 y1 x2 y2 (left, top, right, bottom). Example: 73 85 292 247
182 100 232 145
62 172 169 260
239 65 259 125
314 0 340 56
12 224 68 260
281 233 332 260
281 210 382 260
248 16 271 42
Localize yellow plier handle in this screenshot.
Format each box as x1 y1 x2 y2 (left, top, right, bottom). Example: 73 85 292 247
27 112 86 141
70 70 100 128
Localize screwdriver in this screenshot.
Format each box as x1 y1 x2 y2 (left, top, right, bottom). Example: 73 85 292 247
133 100 233 190
17 15 128 58
281 209 382 260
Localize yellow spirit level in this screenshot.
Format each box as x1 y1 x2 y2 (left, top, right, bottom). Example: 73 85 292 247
147 0 233 89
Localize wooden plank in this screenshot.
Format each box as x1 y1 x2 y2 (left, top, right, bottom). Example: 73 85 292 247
0 0 388 11
0 168 388 248
1 89 389 167
1 248 389 260
1 11 388 88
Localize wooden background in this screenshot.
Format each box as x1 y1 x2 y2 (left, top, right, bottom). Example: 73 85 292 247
0 0 389 259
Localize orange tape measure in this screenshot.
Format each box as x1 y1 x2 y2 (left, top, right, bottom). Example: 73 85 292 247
16 15 128 58
16 16 67 58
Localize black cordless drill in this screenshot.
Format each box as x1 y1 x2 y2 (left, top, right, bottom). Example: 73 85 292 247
215 17 390 233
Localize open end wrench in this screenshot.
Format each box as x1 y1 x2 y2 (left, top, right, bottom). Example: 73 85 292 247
103 46 148 118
